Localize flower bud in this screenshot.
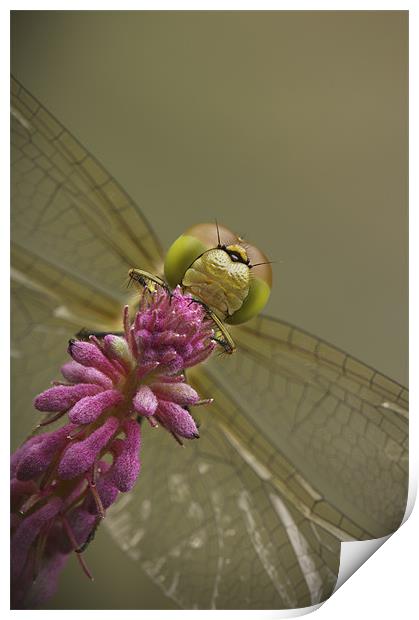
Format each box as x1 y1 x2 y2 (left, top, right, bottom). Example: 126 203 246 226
61 361 113 390
68 340 120 381
34 384 102 412
16 424 75 481
151 382 200 405
68 389 123 425
12 497 63 580
133 385 158 417
157 400 199 439
103 335 135 367
110 420 141 492
58 417 119 479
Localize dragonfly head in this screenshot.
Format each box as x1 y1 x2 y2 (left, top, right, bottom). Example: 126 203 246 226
164 222 272 324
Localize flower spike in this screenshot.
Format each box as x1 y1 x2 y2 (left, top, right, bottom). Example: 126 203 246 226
11 286 215 608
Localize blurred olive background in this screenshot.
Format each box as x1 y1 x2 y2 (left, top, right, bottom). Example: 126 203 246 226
11 10 408 610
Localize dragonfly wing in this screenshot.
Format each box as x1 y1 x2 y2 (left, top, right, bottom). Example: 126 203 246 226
11 268 79 444
215 314 408 541
11 75 164 294
105 395 340 609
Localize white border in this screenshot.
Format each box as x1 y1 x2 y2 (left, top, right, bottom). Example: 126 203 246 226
2 4 416 619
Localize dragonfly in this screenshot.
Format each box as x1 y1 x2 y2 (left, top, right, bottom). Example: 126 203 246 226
11 75 409 610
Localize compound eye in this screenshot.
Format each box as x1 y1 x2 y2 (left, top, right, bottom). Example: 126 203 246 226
229 252 241 263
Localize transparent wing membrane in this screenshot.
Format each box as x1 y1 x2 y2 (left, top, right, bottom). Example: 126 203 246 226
11 76 164 295
10 76 409 609
11 275 81 444
105 411 340 609
207 316 408 540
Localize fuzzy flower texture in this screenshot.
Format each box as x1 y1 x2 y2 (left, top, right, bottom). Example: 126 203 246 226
11 287 216 608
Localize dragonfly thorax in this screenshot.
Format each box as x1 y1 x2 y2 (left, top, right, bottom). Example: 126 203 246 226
182 248 250 319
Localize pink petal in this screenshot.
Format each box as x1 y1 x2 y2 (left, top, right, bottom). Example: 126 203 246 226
110 420 141 492
11 435 44 478
150 382 200 405
68 389 123 425
34 384 103 412
61 361 113 390
156 400 199 439
135 328 152 349
14 549 69 609
103 335 134 366
11 497 63 580
58 416 119 479
16 423 75 481
68 340 120 381
133 385 158 417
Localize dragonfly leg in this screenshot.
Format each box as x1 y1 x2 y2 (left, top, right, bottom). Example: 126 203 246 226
128 268 171 294
185 297 236 354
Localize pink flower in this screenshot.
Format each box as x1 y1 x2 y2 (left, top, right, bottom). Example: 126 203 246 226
11 287 215 608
